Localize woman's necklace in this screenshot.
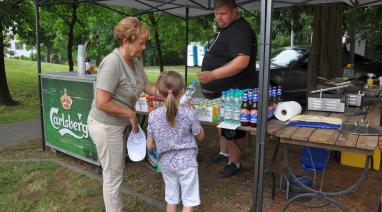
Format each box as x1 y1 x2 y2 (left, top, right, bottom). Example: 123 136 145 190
118 47 135 71
126 59 135 71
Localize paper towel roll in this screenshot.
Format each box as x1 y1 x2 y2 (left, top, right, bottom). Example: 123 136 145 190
77 45 85 76
274 101 302 121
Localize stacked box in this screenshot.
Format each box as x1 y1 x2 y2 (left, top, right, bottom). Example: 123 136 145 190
192 98 220 122
135 97 148 112
135 96 164 112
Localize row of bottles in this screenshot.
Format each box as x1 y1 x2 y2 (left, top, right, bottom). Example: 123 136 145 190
219 86 283 127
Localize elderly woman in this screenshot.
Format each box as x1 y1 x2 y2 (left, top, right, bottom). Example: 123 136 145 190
87 17 157 212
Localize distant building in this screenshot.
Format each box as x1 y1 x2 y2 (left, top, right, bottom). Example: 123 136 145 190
5 32 35 58
187 42 207 67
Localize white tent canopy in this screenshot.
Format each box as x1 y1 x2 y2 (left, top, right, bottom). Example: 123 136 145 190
99 0 381 17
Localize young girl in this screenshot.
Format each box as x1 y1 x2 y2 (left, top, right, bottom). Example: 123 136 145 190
147 71 204 212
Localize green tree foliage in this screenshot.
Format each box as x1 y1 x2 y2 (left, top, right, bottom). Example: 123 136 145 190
344 6 382 60
36 4 127 66
140 13 215 66
0 0 33 106
271 7 313 49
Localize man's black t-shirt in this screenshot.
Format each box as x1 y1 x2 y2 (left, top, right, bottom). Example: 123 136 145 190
201 17 257 94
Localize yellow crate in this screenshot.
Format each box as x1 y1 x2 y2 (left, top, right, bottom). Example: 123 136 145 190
341 149 381 170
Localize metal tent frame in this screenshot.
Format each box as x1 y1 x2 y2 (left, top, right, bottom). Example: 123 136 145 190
34 0 382 211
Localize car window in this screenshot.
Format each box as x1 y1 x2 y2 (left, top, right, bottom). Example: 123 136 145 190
271 49 307 67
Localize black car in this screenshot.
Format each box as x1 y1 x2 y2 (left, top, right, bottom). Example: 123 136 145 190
257 46 382 103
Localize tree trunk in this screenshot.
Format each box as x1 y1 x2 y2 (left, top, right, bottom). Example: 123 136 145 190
154 28 164 73
148 13 164 73
291 7 302 43
307 4 343 91
67 2 77 72
0 21 17 106
46 45 52 63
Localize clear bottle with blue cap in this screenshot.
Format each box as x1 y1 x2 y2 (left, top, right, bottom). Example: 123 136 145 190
180 80 197 106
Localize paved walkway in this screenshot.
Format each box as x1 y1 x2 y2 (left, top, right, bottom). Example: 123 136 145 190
0 118 42 148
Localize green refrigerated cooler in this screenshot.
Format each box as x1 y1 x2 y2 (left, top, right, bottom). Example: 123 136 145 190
40 72 99 165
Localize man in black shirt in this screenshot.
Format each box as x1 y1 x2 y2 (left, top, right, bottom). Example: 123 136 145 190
197 0 257 178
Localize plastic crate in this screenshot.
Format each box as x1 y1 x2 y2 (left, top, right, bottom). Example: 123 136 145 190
300 147 329 172
340 149 381 170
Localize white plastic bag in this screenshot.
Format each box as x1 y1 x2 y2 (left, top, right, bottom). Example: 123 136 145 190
126 125 146 162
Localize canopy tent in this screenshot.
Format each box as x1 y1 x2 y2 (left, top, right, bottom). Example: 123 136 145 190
34 0 381 211
34 0 381 77
37 0 382 18
101 0 382 17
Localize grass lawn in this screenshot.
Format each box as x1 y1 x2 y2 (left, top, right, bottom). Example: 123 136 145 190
0 161 105 211
1 58 200 124
0 140 159 211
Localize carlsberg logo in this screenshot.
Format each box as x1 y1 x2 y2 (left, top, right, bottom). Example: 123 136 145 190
50 107 88 139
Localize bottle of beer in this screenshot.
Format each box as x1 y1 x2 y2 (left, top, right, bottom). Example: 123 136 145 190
240 91 250 126
248 89 253 107
268 87 273 120
276 86 283 103
272 86 277 114
250 91 258 127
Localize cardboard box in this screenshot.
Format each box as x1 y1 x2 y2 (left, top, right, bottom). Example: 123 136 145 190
135 97 148 112
135 96 164 113
194 105 219 122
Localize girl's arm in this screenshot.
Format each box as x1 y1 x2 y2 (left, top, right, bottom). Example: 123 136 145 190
147 135 156 149
195 126 205 141
144 83 164 97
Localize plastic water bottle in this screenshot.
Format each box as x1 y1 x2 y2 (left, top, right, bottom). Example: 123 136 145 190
224 90 233 123
232 90 241 125
180 80 197 106
219 91 226 121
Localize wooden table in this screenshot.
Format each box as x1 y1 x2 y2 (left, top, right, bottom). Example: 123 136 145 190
273 106 381 211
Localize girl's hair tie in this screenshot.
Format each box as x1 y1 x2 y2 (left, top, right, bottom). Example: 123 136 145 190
168 89 173 95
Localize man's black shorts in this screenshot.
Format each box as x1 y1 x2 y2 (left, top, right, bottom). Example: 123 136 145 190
221 128 246 140
201 89 221 100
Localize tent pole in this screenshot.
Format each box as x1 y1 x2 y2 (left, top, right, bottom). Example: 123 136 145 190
349 5 357 65
35 0 45 151
251 0 273 211
185 7 189 85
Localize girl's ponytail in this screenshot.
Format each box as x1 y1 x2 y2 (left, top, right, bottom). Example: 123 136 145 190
156 71 185 128
165 89 177 127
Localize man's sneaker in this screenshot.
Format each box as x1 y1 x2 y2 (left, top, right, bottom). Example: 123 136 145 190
210 153 229 163
216 163 241 178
